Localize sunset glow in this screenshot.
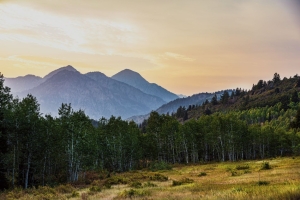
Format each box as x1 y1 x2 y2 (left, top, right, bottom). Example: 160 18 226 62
1 0 300 95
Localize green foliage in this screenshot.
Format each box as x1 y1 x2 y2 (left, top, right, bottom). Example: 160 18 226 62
130 181 143 188
69 191 80 198
119 189 150 198
143 181 157 187
258 180 270 185
55 184 75 194
149 161 172 171
261 162 271 170
104 176 130 186
172 178 194 186
198 172 207 177
89 185 102 192
149 173 168 181
236 164 250 170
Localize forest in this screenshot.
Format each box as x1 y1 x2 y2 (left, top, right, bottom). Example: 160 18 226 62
0 72 300 191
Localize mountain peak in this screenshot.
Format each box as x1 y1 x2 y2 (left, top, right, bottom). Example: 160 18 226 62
112 69 178 102
114 69 143 79
43 65 78 80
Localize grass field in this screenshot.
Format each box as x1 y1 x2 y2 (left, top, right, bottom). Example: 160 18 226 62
2 157 300 200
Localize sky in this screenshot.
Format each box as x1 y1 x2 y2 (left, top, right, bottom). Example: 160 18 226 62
0 0 300 95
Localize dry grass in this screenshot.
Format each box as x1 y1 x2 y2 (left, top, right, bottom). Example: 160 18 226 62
2 157 300 200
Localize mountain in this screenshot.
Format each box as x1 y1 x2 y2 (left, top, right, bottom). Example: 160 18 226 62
3 65 77 93
43 65 78 80
186 74 300 120
177 94 187 98
13 67 166 119
111 69 178 102
127 91 227 124
4 75 43 93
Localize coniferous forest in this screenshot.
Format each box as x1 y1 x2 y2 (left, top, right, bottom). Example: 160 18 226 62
0 72 300 191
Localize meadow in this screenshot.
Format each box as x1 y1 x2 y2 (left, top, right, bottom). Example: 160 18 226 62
1 156 300 200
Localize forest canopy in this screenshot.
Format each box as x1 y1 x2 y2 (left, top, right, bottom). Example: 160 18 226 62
0 72 300 190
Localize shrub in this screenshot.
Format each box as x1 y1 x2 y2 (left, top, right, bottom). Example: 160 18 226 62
172 178 194 186
198 172 207 177
68 191 80 198
119 189 150 198
231 170 238 176
55 184 75 193
130 181 143 188
261 162 271 170
236 164 250 170
149 173 168 181
149 161 172 171
89 185 102 192
143 182 157 187
258 180 270 186
104 176 130 186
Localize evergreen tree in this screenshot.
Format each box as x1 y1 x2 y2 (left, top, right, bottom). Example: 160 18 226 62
0 73 11 190
273 72 281 84
291 90 299 103
211 94 218 105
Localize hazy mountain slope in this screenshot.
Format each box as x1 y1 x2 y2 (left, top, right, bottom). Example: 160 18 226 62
4 75 43 93
86 72 165 111
43 65 78 80
127 91 226 124
112 69 178 102
187 75 300 120
3 65 77 93
16 69 166 119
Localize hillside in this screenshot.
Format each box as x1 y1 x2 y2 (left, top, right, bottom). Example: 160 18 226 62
127 90 228 124
112 69 178 102
4 75 43 93
184 73 300 121
4 65 77 93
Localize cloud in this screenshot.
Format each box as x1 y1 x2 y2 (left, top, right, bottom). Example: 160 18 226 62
164 52 195 62
0 55 60 69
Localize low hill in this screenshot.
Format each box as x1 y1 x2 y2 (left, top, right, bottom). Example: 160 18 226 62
127 91 228 124
186 73 300 120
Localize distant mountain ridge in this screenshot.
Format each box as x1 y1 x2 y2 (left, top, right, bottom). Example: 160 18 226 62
4 75 43 93
4 65 78 93
127 91 227 124
112 69 178 102
4 66 172 119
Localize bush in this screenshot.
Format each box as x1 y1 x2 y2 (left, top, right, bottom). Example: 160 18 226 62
261 162 271 170
55 184 75 194
143 182 157 187
149 161 172 171
258 180 270 186
104 176 130 186
236 164 250 170
198 172 207 177
130 181 143 188
231 170 238 176
149 173 168 181
172 178 194 186
67 191 79 198
119 189 150 198
89 185 102 192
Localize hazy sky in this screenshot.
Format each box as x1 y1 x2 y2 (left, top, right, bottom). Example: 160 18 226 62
0 0 300 95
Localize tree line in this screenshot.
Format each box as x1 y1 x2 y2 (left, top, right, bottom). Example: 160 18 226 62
1 72 300 190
